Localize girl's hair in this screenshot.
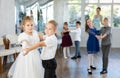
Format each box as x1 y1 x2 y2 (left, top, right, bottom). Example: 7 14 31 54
64 22 68 25
97 7 101 11
104 17 108 21
48 20 58 29
21 16 33 30
63 22 68 30
85 19 90 32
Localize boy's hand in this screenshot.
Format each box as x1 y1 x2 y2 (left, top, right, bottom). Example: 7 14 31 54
23 48 30 56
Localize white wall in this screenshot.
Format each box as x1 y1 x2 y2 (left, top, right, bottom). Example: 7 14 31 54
0 0 15 36
111 28 120 48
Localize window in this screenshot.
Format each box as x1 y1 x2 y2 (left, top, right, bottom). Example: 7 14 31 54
100 0 112 3
114 0 120 3
68 4 81 27
68 0 81 3
40 1 54 24
86 0 98 3
113 5 120 27
47 4 53 22
85 5 97 20
26 3 39 25
101 5 111 26
67 0 120 28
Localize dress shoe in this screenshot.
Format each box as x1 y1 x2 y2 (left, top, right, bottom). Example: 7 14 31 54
87 69 92 75
100 70 107 74
90 66 96 70
77 56 81 58
71 56 77 59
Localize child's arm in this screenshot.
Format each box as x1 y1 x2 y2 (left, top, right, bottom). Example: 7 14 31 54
88 29 101 39
70 29 76 33
101 33 107 39
88 29 96 36
38 33 44 41
23 41 46 56
101 27 111 39
100 15 104 25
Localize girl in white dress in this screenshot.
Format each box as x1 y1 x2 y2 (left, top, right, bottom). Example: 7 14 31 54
8 16 44 78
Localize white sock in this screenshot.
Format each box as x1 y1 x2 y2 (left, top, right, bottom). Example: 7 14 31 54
63 47 67 58
92 54 97 67
66 47 71 57
88 54 92 69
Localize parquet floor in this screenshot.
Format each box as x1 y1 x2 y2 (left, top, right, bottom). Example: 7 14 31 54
0 47 120 78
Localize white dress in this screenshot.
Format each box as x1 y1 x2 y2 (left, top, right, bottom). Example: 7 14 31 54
8 30 44 78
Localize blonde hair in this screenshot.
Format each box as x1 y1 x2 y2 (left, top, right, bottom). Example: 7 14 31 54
48 20 58 29
21 16 33 30
63 22 68 30
104 17 108 21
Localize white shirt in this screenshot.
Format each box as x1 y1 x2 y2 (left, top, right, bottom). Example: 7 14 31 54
70 27 81 41
41 34 57 60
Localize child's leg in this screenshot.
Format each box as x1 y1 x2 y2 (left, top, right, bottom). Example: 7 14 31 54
42 59 57 78
88 54 92 69
63 47 67 58
87 54 93 74
102 45 111 70
92 54 97 67
75 41 81 57
66 47 71 57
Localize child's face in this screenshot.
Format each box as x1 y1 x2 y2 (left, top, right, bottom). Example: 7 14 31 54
64 24 68 28
23 20 34 33
87 19 93 27
45 23 56 36
104 19 109 26
76 23 80 28
96 8 101 14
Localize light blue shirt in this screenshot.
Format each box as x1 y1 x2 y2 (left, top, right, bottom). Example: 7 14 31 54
93 17 101 30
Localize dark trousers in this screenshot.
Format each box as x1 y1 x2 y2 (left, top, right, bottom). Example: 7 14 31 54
75 41 81 56
42 58 57 78
101 44 111 70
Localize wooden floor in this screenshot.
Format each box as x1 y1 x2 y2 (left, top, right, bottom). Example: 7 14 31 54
0 47 120 78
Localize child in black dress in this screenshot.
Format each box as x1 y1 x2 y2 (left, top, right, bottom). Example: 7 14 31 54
61 22 72 59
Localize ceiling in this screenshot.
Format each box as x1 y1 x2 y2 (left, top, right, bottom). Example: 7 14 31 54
17 0 53 7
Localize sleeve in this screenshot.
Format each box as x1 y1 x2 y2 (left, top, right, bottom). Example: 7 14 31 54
18 34 29 49
88 29 97 36
18 34 25 44
44 37 56 47
79 29 81 36
70 29 77 33
106 27 111 35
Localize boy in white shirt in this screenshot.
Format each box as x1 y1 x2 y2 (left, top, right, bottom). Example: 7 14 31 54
24 20 58 78
70 21 81 59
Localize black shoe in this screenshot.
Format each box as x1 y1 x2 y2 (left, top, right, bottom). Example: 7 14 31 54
100 70 107 74
71 56 77 59
77 56 81 58
90 66 96 70
87 69 92 75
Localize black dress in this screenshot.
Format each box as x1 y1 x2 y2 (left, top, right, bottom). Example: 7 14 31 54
61 32 73 47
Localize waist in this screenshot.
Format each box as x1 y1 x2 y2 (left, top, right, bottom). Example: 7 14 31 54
42 58 55 61
41 52 56 60
30 49 38 52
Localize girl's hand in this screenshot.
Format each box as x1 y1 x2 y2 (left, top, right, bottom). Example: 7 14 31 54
96 35 102 40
